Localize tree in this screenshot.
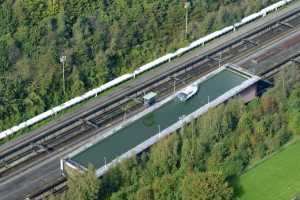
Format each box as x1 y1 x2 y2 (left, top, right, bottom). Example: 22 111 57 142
181 171 233 200
180 137 207 171
152 174 179 200
148 134 181 177
135 186 154 200
207 142 230 170
65 165 100 200
0 40 10 71
0 2 17 35
288 111 300 135
46 166 99 200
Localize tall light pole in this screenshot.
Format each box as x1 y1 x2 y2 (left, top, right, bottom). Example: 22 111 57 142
104 156 107 169
184 1 190 38
219 52 222 68
158 124 161 137
123 103 130 121
60 55 66 95
173 79 176 94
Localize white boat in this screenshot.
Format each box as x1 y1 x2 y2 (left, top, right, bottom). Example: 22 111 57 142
176 84 198 102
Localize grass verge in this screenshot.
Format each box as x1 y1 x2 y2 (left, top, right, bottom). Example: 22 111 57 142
235 138 300 200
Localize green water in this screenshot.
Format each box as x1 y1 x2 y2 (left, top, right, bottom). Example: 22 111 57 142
71 69 247 169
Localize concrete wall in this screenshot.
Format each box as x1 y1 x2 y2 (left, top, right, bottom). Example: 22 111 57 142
239 83 258 102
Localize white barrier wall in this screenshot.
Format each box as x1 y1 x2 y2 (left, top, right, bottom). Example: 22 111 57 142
0 0 295 140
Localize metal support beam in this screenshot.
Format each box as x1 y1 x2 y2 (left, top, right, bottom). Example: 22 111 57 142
81 119 100 129
291 59 300 65
0 159 8 168
32 143 49 152
126 96 143 104
85 119 100 129
133 98 143 104
243 39 258 46
207 56 219 63
169 76 186 85
279 21 294 28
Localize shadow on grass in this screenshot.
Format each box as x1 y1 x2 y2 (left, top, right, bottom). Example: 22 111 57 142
228 175 245 199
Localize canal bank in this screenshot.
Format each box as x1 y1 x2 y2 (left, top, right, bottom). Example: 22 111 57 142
62 65 260 176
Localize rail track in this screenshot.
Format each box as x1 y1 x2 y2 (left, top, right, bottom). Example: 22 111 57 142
28 55 300 200
2 5 300 200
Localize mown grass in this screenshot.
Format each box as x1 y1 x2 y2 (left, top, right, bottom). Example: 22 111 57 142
235 140 300 200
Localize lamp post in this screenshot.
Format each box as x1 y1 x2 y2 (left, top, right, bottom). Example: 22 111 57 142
179 115 186 134
158 124 161 137
184 1 191 38
173 79 176 94
219 52 222 68
60 55 66 95
123 103 130 121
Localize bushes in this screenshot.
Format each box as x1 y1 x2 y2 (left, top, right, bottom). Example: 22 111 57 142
181 171 233 200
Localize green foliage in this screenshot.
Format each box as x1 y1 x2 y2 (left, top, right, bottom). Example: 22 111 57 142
152 174 179 200
288 110 300 135
68 166 100 200
49 165 100 200
0 40 10 71
148 134 181 176
0 2 17 35
181 171 233 200
287 83 300 135
135 186 154 200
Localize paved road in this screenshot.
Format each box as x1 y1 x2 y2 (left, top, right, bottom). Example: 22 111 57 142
1 2 300 200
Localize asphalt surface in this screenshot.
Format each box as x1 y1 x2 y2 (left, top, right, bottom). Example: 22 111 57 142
1 2 300 200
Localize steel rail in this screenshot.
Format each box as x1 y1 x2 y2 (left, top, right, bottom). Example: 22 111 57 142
23 8 300 200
